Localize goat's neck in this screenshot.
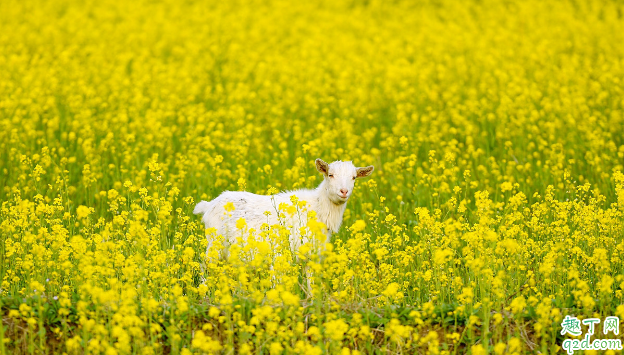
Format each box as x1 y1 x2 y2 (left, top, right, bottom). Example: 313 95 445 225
314 179 347 234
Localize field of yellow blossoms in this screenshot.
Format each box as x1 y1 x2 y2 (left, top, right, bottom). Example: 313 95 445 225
1 0 624 353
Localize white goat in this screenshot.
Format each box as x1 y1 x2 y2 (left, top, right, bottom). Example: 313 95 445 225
193 159 374 252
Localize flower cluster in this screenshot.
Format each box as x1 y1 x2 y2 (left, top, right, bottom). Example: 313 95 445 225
1 0 623 353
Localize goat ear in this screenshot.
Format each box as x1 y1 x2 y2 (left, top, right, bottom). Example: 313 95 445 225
315 159 329 175
356 165 374 178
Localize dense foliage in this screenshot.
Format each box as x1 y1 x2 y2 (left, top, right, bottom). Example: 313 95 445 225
1 0 624 353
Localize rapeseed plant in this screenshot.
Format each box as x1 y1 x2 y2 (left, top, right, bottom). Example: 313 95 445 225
1 0 623 353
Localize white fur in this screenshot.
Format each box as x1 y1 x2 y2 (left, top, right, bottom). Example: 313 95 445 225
194 159 374 251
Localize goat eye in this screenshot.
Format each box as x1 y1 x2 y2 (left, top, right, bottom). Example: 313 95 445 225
328 174 334 178
352 177 356 180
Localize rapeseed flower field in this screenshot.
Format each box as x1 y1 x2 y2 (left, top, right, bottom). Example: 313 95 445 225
1 0 624 353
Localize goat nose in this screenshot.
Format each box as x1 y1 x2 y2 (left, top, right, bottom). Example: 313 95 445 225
340 189 348 196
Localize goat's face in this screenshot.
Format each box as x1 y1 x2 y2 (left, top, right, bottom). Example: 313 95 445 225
316 159 374 204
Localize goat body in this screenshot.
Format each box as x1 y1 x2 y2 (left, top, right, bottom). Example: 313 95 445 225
194 159 374 251
193 180 345 249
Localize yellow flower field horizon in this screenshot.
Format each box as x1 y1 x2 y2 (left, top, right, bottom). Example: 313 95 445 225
1 0 624 353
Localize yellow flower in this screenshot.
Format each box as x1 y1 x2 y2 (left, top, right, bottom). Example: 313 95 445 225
323 319 349 342
500 181 513 192
209 307 220 318
236 218 247 230
269 342 283 355
76 205 91 219
508 337 522 353
494 342 507 355
3 0 624 351
382 282 400 298
509 296 527 316
29 280 45 294
433 248 453 265
191 331 222 353
224 202 235 212
350 220 366 233
471 344 486 355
